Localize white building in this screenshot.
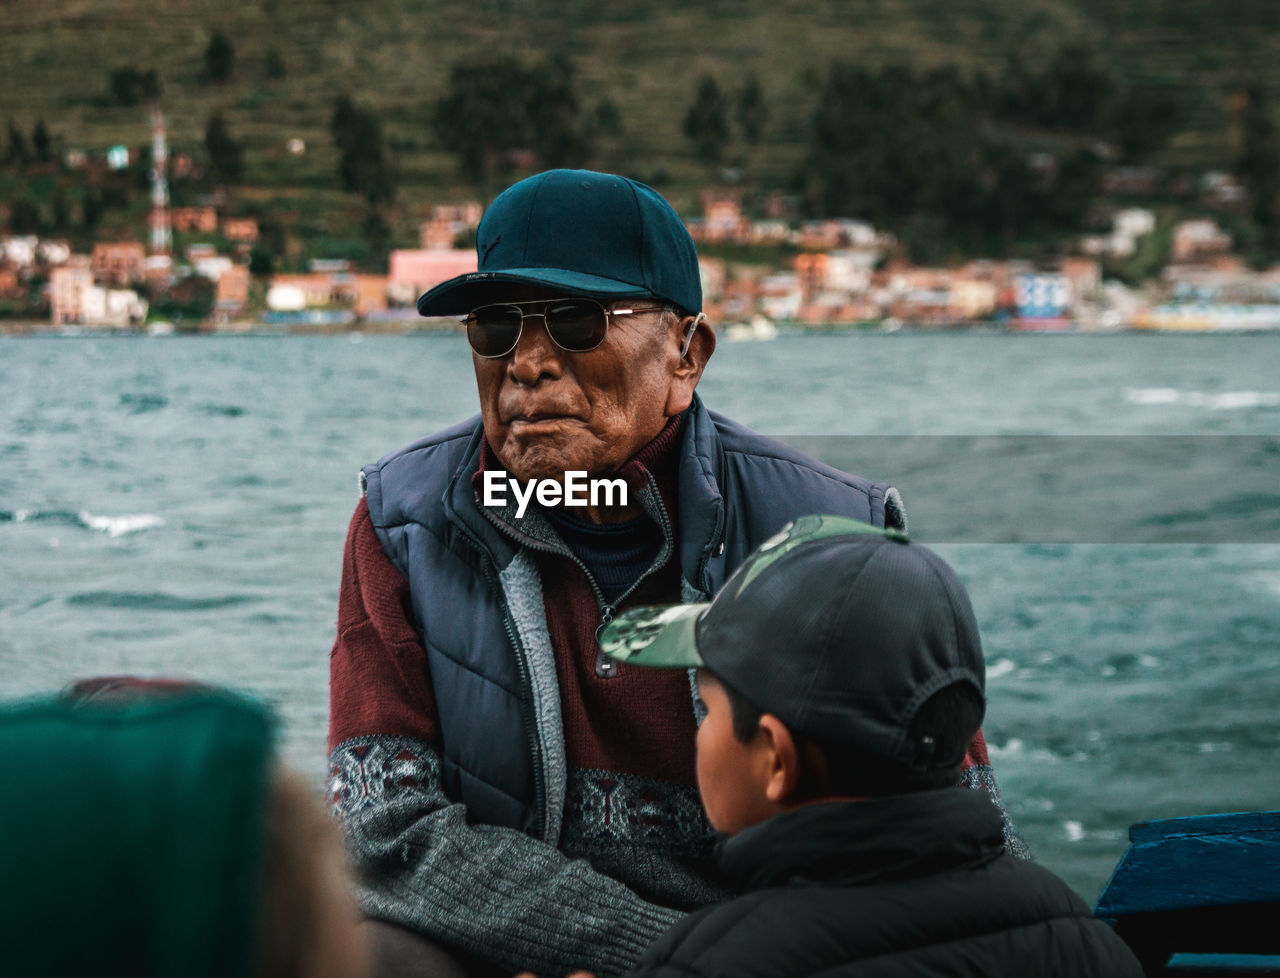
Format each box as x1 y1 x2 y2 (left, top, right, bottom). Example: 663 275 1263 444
2 236 38 268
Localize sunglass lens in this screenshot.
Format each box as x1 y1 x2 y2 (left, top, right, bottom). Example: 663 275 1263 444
468 305 524 357
546 299 608 352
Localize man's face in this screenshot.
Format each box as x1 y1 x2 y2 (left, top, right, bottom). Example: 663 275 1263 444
472 285 695 483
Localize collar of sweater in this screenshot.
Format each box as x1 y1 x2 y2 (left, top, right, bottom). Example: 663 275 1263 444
716 788 1005 890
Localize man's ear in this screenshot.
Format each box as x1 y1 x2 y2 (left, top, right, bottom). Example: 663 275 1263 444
756 713 800 805
664 314 716 417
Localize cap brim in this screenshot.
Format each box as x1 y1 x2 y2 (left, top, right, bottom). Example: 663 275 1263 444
417 268 655 317
599 603 709 669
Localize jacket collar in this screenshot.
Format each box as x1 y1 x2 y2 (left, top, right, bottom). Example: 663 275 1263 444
673 393 725 596
716 788 1005 890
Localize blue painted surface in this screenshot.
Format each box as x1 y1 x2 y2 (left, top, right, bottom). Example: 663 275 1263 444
1129 812 1280 845
1096 811 1280 918
1167 953 1280 973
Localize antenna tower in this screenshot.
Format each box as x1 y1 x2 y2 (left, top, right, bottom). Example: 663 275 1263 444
148 107 171 257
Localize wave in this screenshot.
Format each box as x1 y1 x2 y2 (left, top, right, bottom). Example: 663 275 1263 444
986 737 1072 765
1125 387 1280 410
987 658 1017 680
118 392 168 414
67 591 253 611
79 512 166 536
197 403 246 417
1061 820 1123 844
0 509 165 536
1255 572 1280 601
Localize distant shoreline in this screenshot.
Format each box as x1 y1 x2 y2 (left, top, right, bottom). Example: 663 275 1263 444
7 318 1280 337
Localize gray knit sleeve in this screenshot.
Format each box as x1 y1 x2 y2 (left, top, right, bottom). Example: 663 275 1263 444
329 735 684 977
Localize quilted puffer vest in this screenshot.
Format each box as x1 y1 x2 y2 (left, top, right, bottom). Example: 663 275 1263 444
361 395 901 837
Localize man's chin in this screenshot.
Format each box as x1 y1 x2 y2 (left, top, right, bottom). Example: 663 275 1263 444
498 443 595 484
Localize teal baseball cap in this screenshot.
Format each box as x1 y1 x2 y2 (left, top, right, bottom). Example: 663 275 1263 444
416 169 703 317
600 514 986 767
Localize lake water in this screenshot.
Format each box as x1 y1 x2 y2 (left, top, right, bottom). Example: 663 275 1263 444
2 329 1278 904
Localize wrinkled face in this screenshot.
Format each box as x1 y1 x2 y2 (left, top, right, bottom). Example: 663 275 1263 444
471 285 687 482
695 671 776 835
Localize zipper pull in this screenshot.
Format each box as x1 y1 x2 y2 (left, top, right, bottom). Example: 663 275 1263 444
594 606 618 678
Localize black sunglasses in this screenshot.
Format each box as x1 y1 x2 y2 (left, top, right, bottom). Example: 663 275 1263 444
463 298 667 359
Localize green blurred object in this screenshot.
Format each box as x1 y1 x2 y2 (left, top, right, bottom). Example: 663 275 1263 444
0 689 276 978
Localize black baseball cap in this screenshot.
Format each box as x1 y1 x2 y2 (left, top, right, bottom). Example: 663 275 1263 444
599 514 986 768
416 169 703 317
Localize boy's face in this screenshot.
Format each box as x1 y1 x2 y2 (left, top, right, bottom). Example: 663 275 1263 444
695 671 780 835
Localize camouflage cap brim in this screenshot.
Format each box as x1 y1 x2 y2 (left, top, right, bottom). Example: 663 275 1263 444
599 603 709 669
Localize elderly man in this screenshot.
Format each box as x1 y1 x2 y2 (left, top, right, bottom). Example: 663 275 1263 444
328 169 1020 978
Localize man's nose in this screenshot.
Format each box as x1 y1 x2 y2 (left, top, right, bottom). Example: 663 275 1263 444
507 314 564 383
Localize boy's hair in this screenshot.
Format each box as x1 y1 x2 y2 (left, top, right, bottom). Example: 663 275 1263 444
720 674 983 798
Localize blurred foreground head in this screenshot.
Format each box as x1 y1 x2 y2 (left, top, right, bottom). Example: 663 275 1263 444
0 683 369 978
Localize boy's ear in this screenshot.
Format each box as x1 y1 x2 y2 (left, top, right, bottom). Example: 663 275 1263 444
756 714 800 804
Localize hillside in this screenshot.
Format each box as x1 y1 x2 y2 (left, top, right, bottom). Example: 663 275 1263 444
3 0 1280 266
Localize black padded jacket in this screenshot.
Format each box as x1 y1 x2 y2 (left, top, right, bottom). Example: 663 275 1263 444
628 788 1141 978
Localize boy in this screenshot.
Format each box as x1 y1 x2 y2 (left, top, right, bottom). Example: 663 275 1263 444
600 514 1141 978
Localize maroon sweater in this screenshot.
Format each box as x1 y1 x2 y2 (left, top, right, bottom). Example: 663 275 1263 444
330 416 702 805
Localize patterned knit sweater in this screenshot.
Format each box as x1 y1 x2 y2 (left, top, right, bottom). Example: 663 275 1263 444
328 417 1025 977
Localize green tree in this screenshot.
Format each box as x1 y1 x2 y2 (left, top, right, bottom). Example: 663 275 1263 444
433 57 588 182
265 47 286 80
362 208 392 264
154 275 215 327
1107 82 1180 161
594 99 623 139
108 67 161 106
8 193 40 233
204 111 244 185
5 119 29 166
204 32 235 84
248 245 274 276
1043 43 1114 130
1239 82 1280 241
52 186 72 230
735 72 768 144
682 74 730 163
81 187 103 230
31 119 52 164
434 61 525 179
994 44 1113 131
527 61 587 170
800 61 1102 259
330 95 396 204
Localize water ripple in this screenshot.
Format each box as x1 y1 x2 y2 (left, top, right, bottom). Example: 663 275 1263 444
67 592 255 611
118 393 168 414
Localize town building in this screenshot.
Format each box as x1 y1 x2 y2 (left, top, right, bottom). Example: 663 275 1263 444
1171 220 1233 264
171 207 219 234
221 217 259 244
91 242 146 287
388 249 477 308
50 260 146 327
419 204 483 250
214 265 251 319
